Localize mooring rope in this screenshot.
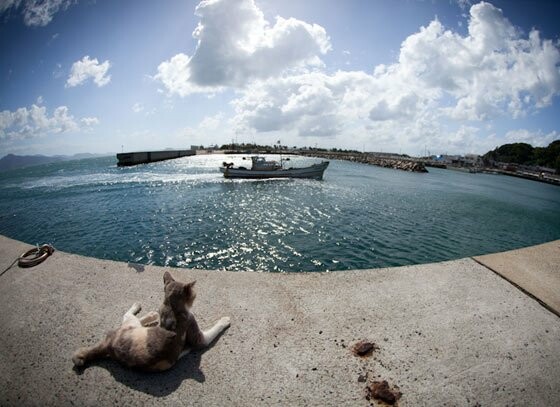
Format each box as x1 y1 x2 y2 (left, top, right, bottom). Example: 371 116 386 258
0 244 55 278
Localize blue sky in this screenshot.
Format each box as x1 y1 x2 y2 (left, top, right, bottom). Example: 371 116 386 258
1 0 559 156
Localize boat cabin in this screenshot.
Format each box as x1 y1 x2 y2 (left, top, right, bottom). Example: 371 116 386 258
251 156 282 171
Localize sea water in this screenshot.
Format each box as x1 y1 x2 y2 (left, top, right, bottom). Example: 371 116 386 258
1 154 559 272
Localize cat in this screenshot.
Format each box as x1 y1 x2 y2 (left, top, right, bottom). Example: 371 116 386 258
72 271 230 371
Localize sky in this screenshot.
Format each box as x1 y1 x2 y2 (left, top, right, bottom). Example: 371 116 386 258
1 0 559 157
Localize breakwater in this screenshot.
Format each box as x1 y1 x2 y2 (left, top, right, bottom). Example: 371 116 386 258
116 149 195 166
481 168 560 186
297 151 428 172
1 234 560 406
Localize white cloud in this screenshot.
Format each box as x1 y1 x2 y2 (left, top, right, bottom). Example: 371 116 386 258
229 2 560 154
232 72 354 138
0 0 73 26
66 56 111 88
181 112 233 147
131 103 157 116
80 117 99 127
394 3 560 120
48 32 60 45
53 63 64 79
132 103 144 113
0 104 98 141
199 112 224 131
504 129 559 147
455 0 474 10
155 0 330 96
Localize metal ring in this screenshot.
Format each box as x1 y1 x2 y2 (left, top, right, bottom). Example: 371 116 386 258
18 245 54 268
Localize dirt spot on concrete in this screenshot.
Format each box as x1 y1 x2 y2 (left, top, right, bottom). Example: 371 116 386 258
365 380 402 405
352 340 378 357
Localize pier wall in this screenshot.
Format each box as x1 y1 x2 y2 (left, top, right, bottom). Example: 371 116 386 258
116 149 195 166
0 236 559 405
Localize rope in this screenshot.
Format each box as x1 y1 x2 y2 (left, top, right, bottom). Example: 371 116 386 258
0 258 18 278
0 244 55 278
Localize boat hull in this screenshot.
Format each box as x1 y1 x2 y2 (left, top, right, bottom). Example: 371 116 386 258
220 161 329 180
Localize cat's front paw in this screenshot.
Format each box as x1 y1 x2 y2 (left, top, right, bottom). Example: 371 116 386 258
130 303 141 315
218 317 231 328
141 311 160 327
72 349 87 366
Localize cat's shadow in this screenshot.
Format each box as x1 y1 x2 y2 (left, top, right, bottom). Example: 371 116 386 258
73 332 227 397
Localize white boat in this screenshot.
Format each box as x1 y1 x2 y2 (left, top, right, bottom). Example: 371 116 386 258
220 156 329 180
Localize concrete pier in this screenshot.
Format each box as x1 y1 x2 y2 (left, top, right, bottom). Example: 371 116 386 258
116 150 195 166
0 235 559 406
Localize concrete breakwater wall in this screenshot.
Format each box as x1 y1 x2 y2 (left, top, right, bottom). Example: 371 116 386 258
1 235 559 406
298 151 428 173
482 168 560 186
116 150 195 166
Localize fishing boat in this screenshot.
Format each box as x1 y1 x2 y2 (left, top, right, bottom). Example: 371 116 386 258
220 156 329 180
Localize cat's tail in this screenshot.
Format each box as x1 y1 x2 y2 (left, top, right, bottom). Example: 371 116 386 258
72 338 111 367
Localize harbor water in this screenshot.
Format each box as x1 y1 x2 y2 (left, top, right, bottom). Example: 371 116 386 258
1 154 559 272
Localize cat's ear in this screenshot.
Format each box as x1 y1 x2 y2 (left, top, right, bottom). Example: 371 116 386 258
163 271 175 287
184 281 196 295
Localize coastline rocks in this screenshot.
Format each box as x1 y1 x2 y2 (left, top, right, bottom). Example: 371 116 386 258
299 151 428 173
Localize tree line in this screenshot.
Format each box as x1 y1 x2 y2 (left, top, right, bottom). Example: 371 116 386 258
483 140 560 173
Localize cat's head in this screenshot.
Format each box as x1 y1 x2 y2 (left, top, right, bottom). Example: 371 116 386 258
163 271 196 311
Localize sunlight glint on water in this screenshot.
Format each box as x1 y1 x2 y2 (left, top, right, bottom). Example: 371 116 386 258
0 154 559 272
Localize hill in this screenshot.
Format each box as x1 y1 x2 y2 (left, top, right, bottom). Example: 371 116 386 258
0 153 107 172
483 140 560 173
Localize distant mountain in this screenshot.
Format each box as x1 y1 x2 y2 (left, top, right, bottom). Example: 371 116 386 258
0 153 110 172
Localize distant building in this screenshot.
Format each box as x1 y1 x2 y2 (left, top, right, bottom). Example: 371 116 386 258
438 154 481 167
463 154 482 166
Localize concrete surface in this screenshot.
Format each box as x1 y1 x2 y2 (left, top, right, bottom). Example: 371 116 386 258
0 234 559 406
474 240 560 317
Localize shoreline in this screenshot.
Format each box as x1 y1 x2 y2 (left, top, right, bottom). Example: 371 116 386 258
479 167 560 186
220 150 560 185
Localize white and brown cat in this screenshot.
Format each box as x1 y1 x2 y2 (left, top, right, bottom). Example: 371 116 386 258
72 271 230 371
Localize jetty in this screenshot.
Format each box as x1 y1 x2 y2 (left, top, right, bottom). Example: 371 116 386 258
296 151 428 173
0 235 559 405
116 149 195 167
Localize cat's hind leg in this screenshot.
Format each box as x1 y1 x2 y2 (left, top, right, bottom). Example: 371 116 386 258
122 303 142 327
139 311 160 327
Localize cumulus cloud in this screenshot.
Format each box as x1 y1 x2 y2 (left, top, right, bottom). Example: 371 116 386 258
230 2 560 154
455 0 474 10
504 129 559 147
198 112 224 131
0 0 73 26
232 72 362 138
155 0 330 96
66 56 111 88
362 2 560 123
132 103 144 113
80 116 99 127
397 3 560 120
0 104 98 141
232 66 440 144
